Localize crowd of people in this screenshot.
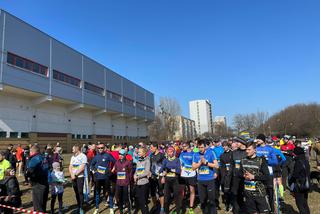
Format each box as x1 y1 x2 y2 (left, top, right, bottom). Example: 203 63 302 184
0 136 318 214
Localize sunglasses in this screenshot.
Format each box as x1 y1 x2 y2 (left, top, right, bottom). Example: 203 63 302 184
97 147 105 150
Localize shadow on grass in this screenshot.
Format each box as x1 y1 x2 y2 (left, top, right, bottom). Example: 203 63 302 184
281 202 299 214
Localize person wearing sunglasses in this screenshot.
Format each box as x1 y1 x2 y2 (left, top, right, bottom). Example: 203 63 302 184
90 142 116 214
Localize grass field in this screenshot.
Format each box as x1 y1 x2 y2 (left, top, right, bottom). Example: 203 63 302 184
18 154 320 214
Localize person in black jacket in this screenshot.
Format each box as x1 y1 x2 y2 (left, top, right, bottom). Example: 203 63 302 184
289 147 311 214
220 141 233 212
0 169 22 214
4 145 16 171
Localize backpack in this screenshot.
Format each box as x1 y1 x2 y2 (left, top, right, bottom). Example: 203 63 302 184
293 161 310 192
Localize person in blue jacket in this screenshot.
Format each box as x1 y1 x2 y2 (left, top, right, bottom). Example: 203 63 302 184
160 146 181 214
26 144 49 213
255 134 279 213
212 140 224 210
192 139 219 214
90 142 116 214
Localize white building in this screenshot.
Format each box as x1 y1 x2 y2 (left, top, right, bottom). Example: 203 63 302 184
214 116 227 127
189 100 213 135
174 116 196 141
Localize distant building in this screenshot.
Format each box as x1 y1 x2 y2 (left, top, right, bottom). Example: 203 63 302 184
214 116 227 127
174 116 196 141
189 100 213 135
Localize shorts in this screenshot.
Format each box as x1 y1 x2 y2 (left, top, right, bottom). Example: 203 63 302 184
245 195 270 214
273 166 282 178
179 176 197 186
149 177 164 197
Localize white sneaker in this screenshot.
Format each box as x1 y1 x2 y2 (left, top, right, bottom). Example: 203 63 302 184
109 208 114 214
93 209 99 214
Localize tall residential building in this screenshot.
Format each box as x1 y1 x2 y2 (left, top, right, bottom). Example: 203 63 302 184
174 115 196 141
189 100 213 135
214 116 227 127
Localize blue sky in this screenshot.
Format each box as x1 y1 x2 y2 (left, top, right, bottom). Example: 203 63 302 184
1 0 319 126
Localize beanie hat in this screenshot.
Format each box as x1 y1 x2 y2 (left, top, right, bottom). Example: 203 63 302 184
256 134 266 142
52 162 60 170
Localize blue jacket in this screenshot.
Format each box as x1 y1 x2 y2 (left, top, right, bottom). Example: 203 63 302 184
90 152 115 180
273 148 286 165
27 153 48 185
256 145 278 166
213 146 224 166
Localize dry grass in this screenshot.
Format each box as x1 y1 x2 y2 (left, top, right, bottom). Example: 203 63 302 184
18 154 320 214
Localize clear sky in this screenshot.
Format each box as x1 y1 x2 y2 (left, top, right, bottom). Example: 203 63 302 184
1 0 319 126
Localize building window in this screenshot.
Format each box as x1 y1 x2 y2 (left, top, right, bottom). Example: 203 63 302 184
84 82 104 96
88 135 92 139
21 132 29 138
0 131 6 138
123 97 135 107
53 70 81 87
72 134 75 139
76 134 81 139
9 132 18 138
7 52 48 76
136 102 145 110
146 106 154 112
107 91 122 103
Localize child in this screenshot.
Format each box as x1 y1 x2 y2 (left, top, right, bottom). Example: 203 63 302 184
49 162 65 214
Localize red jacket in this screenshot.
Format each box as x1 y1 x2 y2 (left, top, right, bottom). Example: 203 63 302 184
114 159 132 186
281 143 295 154
87 149 96 162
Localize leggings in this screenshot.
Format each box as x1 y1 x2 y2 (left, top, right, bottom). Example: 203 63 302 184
164 177 181 214
135 184 150 214
116 185 129 213
72 177 84 209
51 193 63 212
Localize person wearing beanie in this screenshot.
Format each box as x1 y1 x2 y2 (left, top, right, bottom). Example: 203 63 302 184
49 162 65 214
255 133 280 213
289 147 311 214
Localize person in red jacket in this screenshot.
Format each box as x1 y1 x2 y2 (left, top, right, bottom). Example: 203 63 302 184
112 149 133 214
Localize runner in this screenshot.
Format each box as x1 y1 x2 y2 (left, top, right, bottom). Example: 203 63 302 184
192 139 219 214
179 141 197 214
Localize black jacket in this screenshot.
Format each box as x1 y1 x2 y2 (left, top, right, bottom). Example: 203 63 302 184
289 153 310 193
0 176 22 207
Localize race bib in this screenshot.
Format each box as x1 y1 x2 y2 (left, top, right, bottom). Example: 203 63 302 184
244 180 256 191
183 165 193 172
97 166 107 174
226 163 230 171
199 166 210 175
117 172 126 180
268 166 273 175
167 172 176 177
136 166 145 175
235 160 241 169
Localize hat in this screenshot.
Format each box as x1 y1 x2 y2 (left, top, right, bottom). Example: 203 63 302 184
129 145 134 150
233 137 247 145
119 149 126 155
256 134 266 142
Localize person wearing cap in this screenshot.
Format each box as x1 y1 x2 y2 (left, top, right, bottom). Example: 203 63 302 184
289 147 311 214
192 139 219 214
160 146 181 214
90 142 116 214
112 149 133 214
230 137 247 214
49 162 65 214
